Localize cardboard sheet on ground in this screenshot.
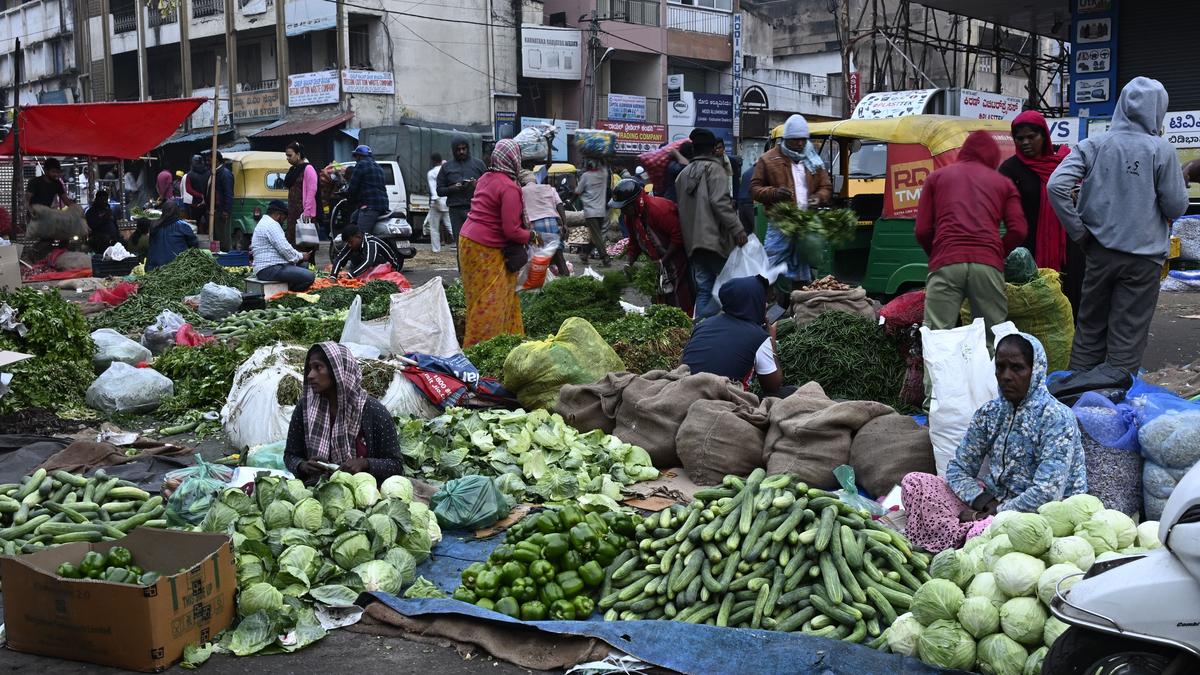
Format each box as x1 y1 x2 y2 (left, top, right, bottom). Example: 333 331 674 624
362 594 953 675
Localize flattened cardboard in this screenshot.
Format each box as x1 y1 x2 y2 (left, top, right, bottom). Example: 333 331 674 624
1 528 236 672
0 244 22 292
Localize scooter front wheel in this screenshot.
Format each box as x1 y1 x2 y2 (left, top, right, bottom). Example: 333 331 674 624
1043 627 1191 675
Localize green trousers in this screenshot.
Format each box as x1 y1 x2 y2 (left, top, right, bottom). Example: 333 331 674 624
923 262 1008 335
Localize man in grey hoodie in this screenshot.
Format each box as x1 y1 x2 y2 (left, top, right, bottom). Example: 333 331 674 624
1048 77 1189 376
437 136 487 241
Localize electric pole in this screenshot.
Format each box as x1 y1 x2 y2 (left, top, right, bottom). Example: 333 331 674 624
839 0 852 118
581 12 601 128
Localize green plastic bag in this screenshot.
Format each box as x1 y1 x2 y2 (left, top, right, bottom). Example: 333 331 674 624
430 475 511 531
960 268 1074 372
244 441 286 471
1005 247 1038 284
502 317 625 410
164 454 235 527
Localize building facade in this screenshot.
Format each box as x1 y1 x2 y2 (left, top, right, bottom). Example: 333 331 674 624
0 0 82 106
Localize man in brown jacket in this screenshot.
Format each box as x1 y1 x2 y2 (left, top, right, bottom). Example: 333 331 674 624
750 114 833 302
676 128 748 320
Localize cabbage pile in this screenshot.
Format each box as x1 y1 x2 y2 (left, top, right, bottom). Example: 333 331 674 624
198 472 442 656
888 494 1161 674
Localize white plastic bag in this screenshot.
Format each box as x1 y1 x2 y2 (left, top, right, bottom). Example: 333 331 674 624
221 345 306 449
378 366 441 419
388 277 459 357
711 238 787 309
296 219 320 247
102 242 136 261
921 319 1018 475
340 295 393 356
91 328 152 373
86 362 174 414
198 282 243 320
141 310 187 355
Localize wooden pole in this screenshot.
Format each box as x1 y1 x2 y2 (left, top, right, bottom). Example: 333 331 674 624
11 37 21 232
208 56 222 248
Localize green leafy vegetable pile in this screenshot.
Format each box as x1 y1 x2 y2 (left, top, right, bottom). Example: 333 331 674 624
396 407 659 507
198 472 441 656
464 333 529 380
0 288 95 413
521 275 627 338
154 342 247 415
777 311 907 410
269 280 400 321
89 249 245 333
767 204 860 245
595 305 692 374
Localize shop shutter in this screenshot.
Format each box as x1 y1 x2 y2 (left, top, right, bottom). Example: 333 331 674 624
1117 1 1200 110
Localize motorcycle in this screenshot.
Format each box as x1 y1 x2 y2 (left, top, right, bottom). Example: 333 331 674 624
328 188 416 272
1045 461 1200 674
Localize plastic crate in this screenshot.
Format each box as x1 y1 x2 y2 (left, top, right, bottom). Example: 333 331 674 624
91 255 141 278
216 251 250 267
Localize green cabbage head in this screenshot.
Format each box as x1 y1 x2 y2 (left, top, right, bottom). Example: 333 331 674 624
999 597 1046 646
977 633 1028 675
911 579 965 625
885 612 924 657
958 595 1001 640
992 552 1045 598
917 619 977 671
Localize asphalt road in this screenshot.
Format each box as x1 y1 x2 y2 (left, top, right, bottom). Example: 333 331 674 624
1142 291 1200 371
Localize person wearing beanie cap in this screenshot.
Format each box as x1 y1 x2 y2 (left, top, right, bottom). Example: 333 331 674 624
675 130 748 320
750 114 832 303
251 197 316 291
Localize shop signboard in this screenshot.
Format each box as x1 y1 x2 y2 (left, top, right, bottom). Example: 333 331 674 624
342 70 395 95
521 25 582 80
288 70 340 107
495 111 517 140
233 88 280 121
957 89 1024 121
1048 117 1082 147
520 117 577 162
597 120 666 155
1069 0 1118 117
607 94 647 122
284 0 335 36
694 93 734 129
732 14 743 125
1165 111 1200 149
853 89 939 119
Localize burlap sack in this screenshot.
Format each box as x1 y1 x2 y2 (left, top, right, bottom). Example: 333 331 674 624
847 413 935 497
612 367 758 469
555 371 640 434
763 382 892 489
791 287 877 329
676 399 769 486
28 204 87 241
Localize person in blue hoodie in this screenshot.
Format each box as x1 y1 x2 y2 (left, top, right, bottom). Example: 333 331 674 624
681 276 791 397
902 332 1088 552
1048 77 1190 376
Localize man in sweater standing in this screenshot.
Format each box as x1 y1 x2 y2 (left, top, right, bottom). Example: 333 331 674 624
675 128 747 320
915 131 1027 337
1048 77 1189 376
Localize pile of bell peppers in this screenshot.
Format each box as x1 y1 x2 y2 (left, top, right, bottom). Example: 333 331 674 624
55 546 162 586
453 506 640 621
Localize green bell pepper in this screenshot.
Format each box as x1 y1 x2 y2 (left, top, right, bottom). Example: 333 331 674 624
104 567 132 584
452 587 478 604
594 539 620 567
511 576 537 602
475 568 503 599
498 586 511 600
556 570 585 598
549 599 577 621
569 523 598 555
541 533 569 560
585 512 608 536
56 562 81 579
461 562 487 588
560 550 583 572
572 596 595 618
558 505 584 529
520 600 547 621
488 544 514 564
578 560 605 588
494 596 521 619
511 541 542 564
128 565 144 577
138 571 160 586
529 560 556 585
500 561 527 585
539 582 565 606
535 511 562 534
524 533 547 548
107 546 133 569
80 551 107 576
475 598 496 612
602 510 637 537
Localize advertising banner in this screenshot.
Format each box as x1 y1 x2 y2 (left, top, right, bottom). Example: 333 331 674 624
521 117 578 162
342 70 395 95
521 25 582 80
288 71 339 107
957 89 1024 121
607 94 647 122
597 121 666 155
284 0 335 37
853 89 939 119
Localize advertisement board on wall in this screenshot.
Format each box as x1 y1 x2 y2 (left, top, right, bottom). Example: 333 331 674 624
520 117 577 162
607 94 647 122
233 89 280 121
957 89 1024 121
495 111 517 141
1164 111 1200 149
597 121 666 155
342 70 395 95
853 89 939 119
521 26 582 81
284 0 336 37
288 71 340 107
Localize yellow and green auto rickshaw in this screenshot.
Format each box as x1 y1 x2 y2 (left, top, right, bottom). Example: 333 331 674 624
223 151 291 250
766 115 1015 295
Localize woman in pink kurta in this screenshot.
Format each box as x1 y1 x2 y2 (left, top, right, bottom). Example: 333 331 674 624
285 141 320 246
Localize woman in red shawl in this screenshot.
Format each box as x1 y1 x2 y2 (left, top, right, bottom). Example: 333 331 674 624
999 110 1084 314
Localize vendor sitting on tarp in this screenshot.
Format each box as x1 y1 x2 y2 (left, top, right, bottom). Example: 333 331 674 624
681 275 792 398
901 332 1088 552
146 202 199 271
331 224 400 278
284 342 405 484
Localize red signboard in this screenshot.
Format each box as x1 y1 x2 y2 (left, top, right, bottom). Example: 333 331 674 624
597 120 667 155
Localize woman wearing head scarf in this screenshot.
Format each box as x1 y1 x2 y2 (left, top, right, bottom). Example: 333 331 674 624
458 138 532 347
998 111 1082 311
900 333 1088 552
750 114 833 302
86 189 123 252
283 342 404 483
145 202 199 271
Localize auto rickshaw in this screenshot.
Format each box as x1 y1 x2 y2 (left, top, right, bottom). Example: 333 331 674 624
764 115 1014 295
223 151 291 250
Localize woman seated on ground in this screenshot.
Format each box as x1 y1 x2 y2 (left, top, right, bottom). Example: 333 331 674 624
902 332 1088 552
283 341 404 484
146 202 199 271
86 190 123 252
681 276 793 398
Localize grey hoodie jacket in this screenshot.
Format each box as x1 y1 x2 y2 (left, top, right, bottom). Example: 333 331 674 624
675 156 743 257
1047 77 1189 263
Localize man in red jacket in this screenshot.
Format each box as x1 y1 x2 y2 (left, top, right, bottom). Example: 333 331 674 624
916 131 1028 337
610 178 694 315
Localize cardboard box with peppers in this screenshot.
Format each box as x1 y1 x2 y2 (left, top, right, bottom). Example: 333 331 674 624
453 506 641 621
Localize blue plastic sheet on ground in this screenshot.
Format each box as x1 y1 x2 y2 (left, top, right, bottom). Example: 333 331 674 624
367 594 956 675
413 529 500 593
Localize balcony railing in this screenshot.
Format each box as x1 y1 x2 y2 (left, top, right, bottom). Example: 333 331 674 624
666 6 730 35
112 8 136 33
598 0 660 27
240 79 279 93
192 0 224 19
148 8 177 28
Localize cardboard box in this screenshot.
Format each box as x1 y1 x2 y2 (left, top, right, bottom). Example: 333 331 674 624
0 243 22 291
1 528 236 672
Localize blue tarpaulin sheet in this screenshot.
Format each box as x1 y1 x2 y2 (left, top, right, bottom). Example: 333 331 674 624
368 593 955 675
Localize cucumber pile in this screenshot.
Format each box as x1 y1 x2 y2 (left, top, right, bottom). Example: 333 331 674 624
0 468 166 554
599 469 931 643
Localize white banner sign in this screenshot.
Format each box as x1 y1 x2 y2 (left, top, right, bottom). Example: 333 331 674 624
1047 117 1082 147
852 89 938 119
285 0 336 37
288 71 340 107
607 94 646 122
342 70 395 95
1165 111 1200 149
521 25 581 81
957 89 1024 121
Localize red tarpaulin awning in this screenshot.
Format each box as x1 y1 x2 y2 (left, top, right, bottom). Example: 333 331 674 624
0 98 208 159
